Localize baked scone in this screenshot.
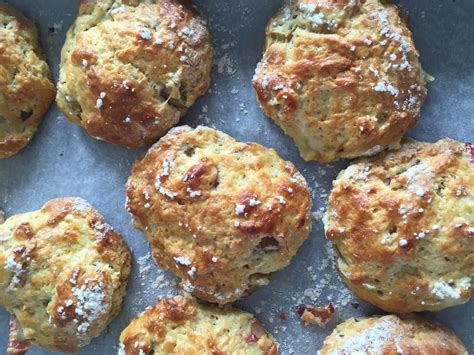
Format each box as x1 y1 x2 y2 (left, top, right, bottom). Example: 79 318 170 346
324 139 473 313
0 4 55 159
0 198 132 353
253 0 428 162
126 126 312 304
118 296 279 354
319 314 468 354
57 0 213 148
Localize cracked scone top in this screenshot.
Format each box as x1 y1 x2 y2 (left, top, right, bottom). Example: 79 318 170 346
253 0 427 162
126 126 312 304
324 139 473 313
319 315 467 354
0 198 132 353
118 296 279 354
0 5 55 159
57 0 213 148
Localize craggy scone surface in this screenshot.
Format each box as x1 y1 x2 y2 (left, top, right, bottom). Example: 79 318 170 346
0 4 55 158
324 139 473 313
57 0 213 148
253 0 427 162
119 296 279 354
0 198 132 352
319 315 467 355
126 126 312 304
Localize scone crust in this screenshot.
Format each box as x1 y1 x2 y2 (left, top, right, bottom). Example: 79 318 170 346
0 198 132 352
118 296 279 354
57 0 213 148
324 139 474 313
319 314 468 355
253 0 427 162
126 126 312 304
0 4 55 158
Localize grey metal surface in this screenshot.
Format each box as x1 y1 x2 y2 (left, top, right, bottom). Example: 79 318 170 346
0 0 472 354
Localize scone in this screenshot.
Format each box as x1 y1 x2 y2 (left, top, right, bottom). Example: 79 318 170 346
0 4 55 159
0 198 132 353
118 296 279 354
324 139 473 313
57 0 213 148
126 126 312 304
253 0 428 162
319 314 467 354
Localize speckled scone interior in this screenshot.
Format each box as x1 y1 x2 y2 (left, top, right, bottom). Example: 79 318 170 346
253 0 427 162
0 4 55 159
319 314 468 354
0 198 132 352
57 0 213 148
324 139 473 313
126 125 312 304
118 296 279 354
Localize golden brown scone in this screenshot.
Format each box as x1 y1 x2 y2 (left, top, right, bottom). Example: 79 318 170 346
57 0 213 148
0 198 132 353
126 125 312 304
319 314 467 355
0 5 55 159
118 296 279 354
324 139 474 313
253 0 428 162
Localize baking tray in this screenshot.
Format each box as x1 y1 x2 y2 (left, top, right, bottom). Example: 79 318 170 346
0 0 472 353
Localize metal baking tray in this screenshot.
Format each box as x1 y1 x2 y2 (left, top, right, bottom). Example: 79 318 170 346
0 0 472 353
